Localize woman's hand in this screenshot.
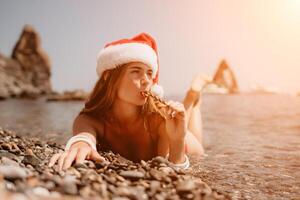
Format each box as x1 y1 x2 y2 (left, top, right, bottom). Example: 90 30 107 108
48 141 105 171
164 100 187 141
162 100 187 164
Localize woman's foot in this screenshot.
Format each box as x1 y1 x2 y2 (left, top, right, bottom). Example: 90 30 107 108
189 74 213 106
191 74 213 92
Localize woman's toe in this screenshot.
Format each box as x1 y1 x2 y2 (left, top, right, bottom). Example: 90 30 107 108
190 74 212 92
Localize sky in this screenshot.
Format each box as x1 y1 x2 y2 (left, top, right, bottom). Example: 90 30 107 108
0 0 300 96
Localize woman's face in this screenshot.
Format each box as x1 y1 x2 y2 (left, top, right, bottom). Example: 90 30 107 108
117 62 154 106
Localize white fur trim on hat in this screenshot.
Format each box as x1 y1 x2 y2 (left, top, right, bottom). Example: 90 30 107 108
151 84 164 98
97 43 158 78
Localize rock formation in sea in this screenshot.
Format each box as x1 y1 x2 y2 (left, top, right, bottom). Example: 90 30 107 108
0 25 52 99
247 84 279 95
46 89 89 101
203 59 239 94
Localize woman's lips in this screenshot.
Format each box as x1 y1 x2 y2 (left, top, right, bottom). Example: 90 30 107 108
140 90 148 98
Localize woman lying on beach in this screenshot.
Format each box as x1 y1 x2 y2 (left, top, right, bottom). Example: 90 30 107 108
48 33 210 171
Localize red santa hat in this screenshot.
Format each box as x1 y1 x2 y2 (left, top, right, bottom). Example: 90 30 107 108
96 33 164 97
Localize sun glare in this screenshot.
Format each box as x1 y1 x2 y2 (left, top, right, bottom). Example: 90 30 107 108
285 0 300 19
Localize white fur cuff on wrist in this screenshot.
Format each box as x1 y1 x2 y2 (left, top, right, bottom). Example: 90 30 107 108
65 134 97 151
166 154 190 169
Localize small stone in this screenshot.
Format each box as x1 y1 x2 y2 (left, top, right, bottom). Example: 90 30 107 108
51 175 63 185
114 186 131 196
32 186 50 196
43 181 55 190
119 170 145 180
140 160 147 166
1 157 19 166
115 174 126 182
22 154 41 167
50 191 61 198
25 149 34 156
79 186 96 197
0 165 27 180
11 142 21 151
10 143 22 154
112 197 130 200
115 186 147 200
27 176 40 187
116 155 134 165
83 169 98 182
66 167 81 178
5 181 16 191
107 184 116 194
85 160 96 168
137 181 148 189
176 179 196 192
0 150 18 160
61 175 78 195
159 166 174 175
150 180 161 192
149 169 164 181
97 183 108 197
73 163 88 169
102 174 117 184
1 143 12 151
154 193 167 200
44 147 53 155
95 160 110 168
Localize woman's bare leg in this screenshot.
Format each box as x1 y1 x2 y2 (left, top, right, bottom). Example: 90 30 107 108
187 101 203 144
183 74 211 155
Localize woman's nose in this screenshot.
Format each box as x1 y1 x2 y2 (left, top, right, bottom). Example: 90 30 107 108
141 73 151 85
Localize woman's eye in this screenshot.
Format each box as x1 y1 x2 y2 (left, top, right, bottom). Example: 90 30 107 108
131 70 139 73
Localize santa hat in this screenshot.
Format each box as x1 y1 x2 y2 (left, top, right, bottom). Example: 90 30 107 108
96 33 164 97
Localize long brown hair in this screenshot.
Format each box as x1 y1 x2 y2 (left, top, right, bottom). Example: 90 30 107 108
79 63 158 130
79 64 125 118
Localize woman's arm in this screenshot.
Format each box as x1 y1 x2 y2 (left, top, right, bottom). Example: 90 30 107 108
48 114 105 170
155 99 190 169
157 120 186 164
66 114 100 149
157 121 169 157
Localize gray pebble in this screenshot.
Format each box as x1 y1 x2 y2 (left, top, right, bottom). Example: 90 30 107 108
176 179 196 192
119 170 145 180
22 154 41 167
32 186 50 196
61 175 78 195
0 165 27 180
1 157 19 166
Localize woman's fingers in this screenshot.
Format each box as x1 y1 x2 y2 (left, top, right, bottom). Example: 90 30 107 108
58 151 69 171
48 153 62 167
167 101 184 110
49 147 106 170
62 148 78 170
75 148 90 164
89 150 106 162
166 101 185 118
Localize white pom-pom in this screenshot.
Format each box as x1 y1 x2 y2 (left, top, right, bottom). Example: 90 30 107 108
151 84 164 98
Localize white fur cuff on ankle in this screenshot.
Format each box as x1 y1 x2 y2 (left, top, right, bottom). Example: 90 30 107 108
166 154 190 169
65 134 97 151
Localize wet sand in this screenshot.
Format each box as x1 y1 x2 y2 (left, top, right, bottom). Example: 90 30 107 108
0 94 300 199
193 94 300 199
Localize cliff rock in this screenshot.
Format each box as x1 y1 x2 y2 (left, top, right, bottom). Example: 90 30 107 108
0 25 52 99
